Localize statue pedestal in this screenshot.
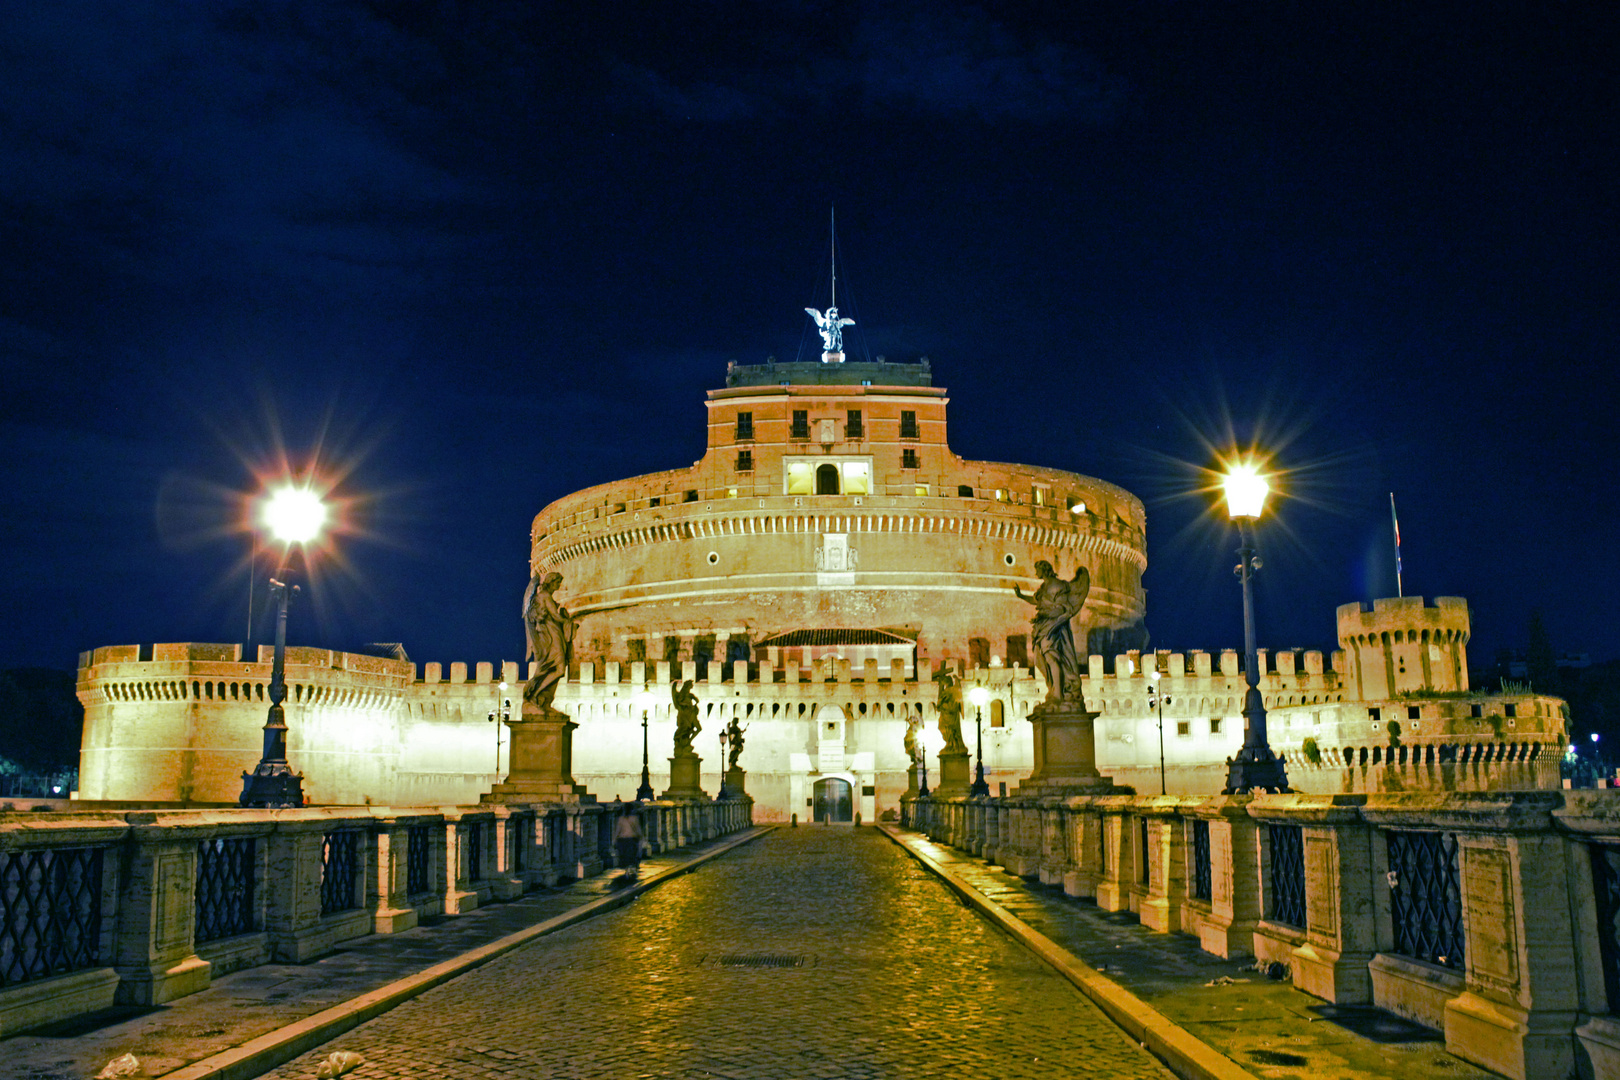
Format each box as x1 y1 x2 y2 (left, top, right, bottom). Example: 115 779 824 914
933 751 972 797
722 766 746 798
905 761 919 798
1016 699 1119 797
663 752 707 801
484 703 590 804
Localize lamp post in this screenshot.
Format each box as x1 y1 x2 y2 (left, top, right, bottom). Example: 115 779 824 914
240 483 328 808
918 726 945 798
634 690 657 801
488 680 513 779
1220 462 1290 794
717 727 731 799
1147 670 1170 795
968 685 991 796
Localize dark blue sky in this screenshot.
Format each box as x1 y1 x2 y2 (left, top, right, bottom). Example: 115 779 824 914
3 1 1616 672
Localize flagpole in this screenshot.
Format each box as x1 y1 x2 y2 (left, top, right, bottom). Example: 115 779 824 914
1389 493 1403 598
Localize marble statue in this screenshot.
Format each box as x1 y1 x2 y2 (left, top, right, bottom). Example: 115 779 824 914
805 306 854 354
671 679 700 755
522 571 575 712
904 711 921 764
1014 560 1090 703
935 669 968 754
726 717 747 769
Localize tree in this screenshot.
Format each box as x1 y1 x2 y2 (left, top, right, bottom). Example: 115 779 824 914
1526 611 1561 696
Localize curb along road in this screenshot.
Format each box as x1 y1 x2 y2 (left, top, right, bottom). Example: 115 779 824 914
879 825 1257 1080
159 825 775 1080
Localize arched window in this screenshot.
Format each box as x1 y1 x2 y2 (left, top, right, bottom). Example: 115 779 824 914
816 463 840 495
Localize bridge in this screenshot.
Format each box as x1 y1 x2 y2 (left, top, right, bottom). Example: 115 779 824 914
3 788 1615 1079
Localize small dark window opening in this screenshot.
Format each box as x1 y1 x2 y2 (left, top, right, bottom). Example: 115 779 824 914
649 496 660 507
684 489 698 502
900 410 919 439
1408 705 1421 720
726 635 751 663
736 450 753 471
736 412 753 440
1369 707 1382 723
791 410 809 439
1006 634 1029 669
815 463 841 495
693 635 717 668
846 409 863 438
663 636 682 665
626 639 647 662
1505 703 1517 718
902 448 920 470
968 637 990 669
1471 703 1483 718
958 484 974 498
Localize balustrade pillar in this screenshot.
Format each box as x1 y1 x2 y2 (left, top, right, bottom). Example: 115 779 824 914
114 817 212 1004
371 819 419 933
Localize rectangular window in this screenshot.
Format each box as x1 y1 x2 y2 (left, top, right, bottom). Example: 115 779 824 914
1505 703 1517 718
1470 703 1483 718
648 496 660 508
900 410 919 439
968 637 990 669
1177 720 1191 736
736 412 754 440
663 637 681 665
914 484 929 496
1210 718 1222 735
626 639 646 662
1006 634 1028 669
786 461 813 495
846 409 863 438
842 461 870 495
1408 705 1421 720
791 410 809 439
726 487 739 498
958 484 975 498
684 490 698 502
735 450 753 472
1033 487 1046 506
902 448 920 469
1369 707 1382 724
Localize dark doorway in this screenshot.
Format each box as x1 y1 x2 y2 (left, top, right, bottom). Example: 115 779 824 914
815 463 840 495
812 777 853 822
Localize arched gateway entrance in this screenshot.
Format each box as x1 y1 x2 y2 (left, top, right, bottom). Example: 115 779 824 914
812 777 853 822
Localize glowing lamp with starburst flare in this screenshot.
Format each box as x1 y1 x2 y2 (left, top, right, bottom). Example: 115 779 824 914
260 484 329 545
1222 463 1270 521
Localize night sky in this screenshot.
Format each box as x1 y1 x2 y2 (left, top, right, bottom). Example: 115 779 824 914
4 2 1616 675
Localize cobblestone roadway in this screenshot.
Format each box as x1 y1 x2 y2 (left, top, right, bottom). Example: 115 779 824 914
264 827 1174 1080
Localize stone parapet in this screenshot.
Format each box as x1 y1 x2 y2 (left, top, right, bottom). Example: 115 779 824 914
909 787 1620 1080
0 796 751 1038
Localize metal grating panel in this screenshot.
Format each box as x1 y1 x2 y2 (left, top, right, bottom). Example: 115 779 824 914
1268 823 1306 929
1386 829 1464 970
465 822 484 882
406 824 431 896
0 847 104 987
1191 820 1212 902
321 830 361 915
195 837 255 943
710 953 810 969
1590 844 1620 1013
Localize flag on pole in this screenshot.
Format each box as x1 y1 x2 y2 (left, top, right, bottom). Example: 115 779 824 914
1389 493 1404 597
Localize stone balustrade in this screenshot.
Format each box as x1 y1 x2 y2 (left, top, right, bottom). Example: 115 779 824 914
0 796 751 1037
906 789 1620 1080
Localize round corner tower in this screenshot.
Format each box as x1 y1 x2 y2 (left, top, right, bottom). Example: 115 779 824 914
1336 595 1471 700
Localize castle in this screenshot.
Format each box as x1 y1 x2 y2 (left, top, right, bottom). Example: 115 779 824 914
75 347 1568 817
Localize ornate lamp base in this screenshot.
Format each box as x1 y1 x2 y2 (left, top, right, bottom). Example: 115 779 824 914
1223 747 1290 794
240 763 304 808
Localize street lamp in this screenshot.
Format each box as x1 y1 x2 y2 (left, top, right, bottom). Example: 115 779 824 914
488 680 513 779
717 726 731 799
634 690 657 801
240 482 329 808
919 725 945 797
1220 462 1289 794
1147 670 1171 795
968 685 991 796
